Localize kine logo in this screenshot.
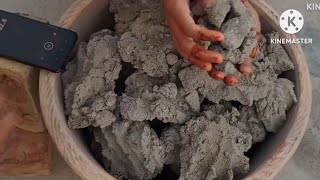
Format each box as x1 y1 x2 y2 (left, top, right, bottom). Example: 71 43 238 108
280 9 304 34
0 18 7 31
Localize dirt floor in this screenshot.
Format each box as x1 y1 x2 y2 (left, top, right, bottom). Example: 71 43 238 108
0 0 319 179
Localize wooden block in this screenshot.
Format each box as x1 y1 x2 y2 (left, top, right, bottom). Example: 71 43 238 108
0 57 52 176
0 57 44 132
0 128 52 176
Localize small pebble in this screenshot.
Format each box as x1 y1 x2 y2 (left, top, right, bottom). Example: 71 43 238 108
141 34 147 41
166 53 179 65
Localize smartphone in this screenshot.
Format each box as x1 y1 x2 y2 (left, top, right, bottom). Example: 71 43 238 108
0 9 78 72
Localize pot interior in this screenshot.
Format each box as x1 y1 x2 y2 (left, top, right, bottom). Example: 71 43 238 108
63 6 299 179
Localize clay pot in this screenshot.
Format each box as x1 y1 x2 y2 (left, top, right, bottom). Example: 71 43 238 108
39 0 312 179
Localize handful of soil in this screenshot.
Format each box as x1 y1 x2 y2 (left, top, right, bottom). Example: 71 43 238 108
62 0 297 179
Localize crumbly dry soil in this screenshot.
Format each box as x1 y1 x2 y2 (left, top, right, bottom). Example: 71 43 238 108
62 0 297 179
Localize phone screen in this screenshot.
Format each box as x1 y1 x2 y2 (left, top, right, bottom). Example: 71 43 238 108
0 9 78 72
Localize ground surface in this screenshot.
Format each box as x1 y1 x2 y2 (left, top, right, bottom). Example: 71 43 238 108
0 0 319 179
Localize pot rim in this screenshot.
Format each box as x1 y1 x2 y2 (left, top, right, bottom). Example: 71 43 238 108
39 0 312 180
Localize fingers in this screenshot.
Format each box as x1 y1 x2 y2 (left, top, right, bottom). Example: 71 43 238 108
191 45 224 63
239 59 253 75
163 0 194 33
164 0 238 85
191 1 225 42
249 31 262 58
189 57 213 71
210 67 225 80
200 0 216 5
197 26 225 41
164 0 261 86
163 0 224 41
242 0 262 59
177 19 224 42
168 16 223 72
168 18 223 64
172 35 213 71
224 75 239 86
249 46 259 58
210 64 239 86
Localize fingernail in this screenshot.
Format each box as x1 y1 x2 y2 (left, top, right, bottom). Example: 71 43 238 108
214 34 224 41
201 64 212 72
224 75 239 86
249 47 258 58
213 57 223 63
214 35 221 40
239 63 253 75
211 71 224 81
200 65 208 71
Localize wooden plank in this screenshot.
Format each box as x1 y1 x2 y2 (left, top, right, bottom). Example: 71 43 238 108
0 58 51 176
0 57 44 132
0 128 51 176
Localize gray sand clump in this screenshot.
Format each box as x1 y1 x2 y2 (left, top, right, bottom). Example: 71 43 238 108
215 61 241 76
192 0 231 28
94 120 166 180
178 65 277 106
166 53 179 66
255 33 294 74
178 33 294 107
202 104 266 144
221 16 255 50
180 116 252 180
202 103 239 122
255 78 297 132
220 0 256 50
110 0 160 35
63 30 122 129
115 0 175 77
119 72 201 124
118 31 172 77
194 1 257 67
236 106 267 144
160 126 182 168
194 0 257 65
62 0 298 179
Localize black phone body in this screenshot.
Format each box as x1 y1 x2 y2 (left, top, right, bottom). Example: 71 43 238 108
0 9 78 72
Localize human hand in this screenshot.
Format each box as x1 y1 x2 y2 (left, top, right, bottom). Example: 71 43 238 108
162 0 261 86
238 0 262 76
162 0 225 77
